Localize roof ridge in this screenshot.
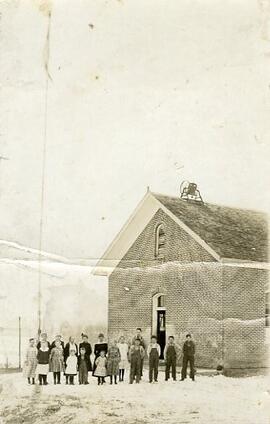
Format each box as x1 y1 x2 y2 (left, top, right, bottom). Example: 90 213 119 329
151 192 268 216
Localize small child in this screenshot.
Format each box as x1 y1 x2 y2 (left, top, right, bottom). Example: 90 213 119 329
147 335 161 383
107 340 121 385
164 336 179 381
65 349 78 385
78 347 89 385
23 338 37 385
94 350 107 385
117 336 129 382
37 341 50 385
50 339 64 384
128 338 145 384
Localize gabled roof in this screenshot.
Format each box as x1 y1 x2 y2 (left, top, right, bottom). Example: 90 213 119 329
154 193 268 263
93 190 269 276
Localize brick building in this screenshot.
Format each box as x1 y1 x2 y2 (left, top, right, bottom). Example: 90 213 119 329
94 189 269 371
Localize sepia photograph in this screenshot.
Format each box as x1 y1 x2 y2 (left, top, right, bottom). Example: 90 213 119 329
0 1 269 423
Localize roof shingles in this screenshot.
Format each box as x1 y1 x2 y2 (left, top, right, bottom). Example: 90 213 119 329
154 193 268 262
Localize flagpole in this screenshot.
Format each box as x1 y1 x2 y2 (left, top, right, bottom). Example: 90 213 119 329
18 316 21 370
38 8 52 337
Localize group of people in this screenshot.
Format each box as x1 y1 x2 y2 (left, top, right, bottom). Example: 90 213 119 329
24 328 196 386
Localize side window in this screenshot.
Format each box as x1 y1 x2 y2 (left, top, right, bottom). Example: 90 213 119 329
155 224 166 258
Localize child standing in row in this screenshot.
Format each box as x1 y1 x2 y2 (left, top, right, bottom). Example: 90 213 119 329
65 349 77 385
79 334 92 373
131 328 146 377
24 338 37 385
117 336 129 382
147 335 161 383
50 340 64 384
164 336 179 381
181 333 196 381
107 340 121 385
36 341 50 385
93 333 108 375
78 347 89 385
94 350 107 385
129 339 145 384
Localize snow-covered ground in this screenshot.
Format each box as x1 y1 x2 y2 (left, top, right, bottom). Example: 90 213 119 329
0 372 269 424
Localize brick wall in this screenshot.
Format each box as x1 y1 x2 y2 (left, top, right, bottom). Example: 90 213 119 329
222 266 268 369
108 208 269 370
114 208 215 269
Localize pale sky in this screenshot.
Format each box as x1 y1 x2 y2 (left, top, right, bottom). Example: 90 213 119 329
0 0 269 260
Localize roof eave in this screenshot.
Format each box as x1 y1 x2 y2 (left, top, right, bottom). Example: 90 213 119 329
92 190 159 276
93 191 223 277
221 257 270 269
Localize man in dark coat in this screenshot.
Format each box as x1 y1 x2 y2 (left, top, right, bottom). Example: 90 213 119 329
79 334 92 371
181 333 195 381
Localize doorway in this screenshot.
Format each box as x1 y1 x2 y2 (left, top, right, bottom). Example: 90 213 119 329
152 294 166 359
157 310 166 359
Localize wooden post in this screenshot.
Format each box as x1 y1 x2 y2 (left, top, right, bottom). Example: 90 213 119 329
19 316 21 370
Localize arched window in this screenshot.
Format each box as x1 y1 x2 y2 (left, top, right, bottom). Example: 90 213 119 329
157 295 165 307
155 224 166 258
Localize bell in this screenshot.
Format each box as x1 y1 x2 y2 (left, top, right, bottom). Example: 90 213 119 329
180 180 204 204
187 183 197 196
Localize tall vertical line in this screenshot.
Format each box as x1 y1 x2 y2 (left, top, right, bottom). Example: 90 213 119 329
38 10 52 336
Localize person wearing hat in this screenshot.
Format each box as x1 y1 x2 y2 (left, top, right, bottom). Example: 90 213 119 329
93 333 108 375
181 333 196 381
164 335 180 381
37 332 51 350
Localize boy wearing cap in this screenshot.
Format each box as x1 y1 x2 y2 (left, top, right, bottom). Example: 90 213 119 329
164 336 179 381
181 333 196 381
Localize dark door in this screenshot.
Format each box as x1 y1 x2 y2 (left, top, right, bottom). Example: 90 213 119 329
157 310 166 359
